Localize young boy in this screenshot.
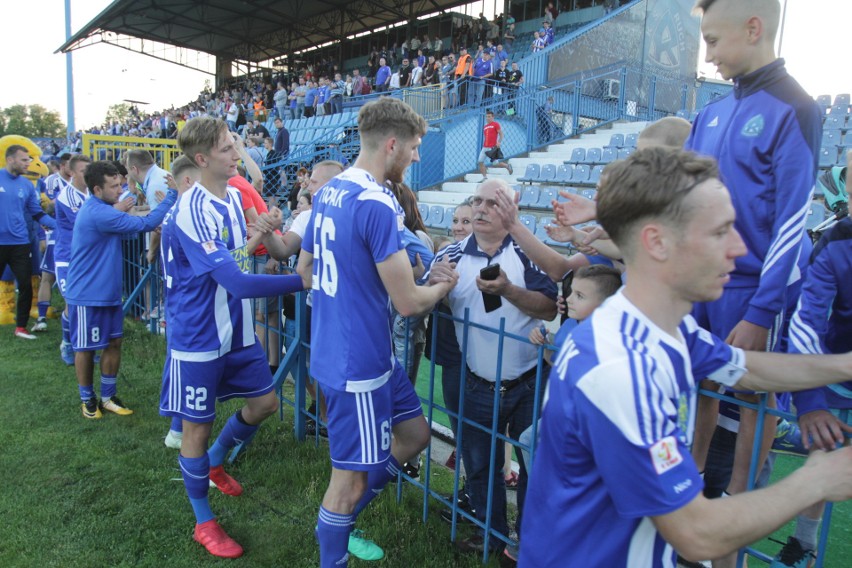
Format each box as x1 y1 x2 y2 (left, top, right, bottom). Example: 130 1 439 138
158 119 304 558
685 7 822 566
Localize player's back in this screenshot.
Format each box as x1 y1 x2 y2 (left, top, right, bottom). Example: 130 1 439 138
160 183 253 358
304 167 404 392
54 183 88 263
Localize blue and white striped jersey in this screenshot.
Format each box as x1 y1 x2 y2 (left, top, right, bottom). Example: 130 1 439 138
519 291 746 568
302 167 405 393
54 183 88 265
160 182 252 361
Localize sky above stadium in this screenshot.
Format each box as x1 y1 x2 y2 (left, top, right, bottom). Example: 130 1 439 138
1 0 848 131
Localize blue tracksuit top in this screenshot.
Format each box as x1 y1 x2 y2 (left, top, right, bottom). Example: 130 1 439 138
788 218 852 415
686 59 822 329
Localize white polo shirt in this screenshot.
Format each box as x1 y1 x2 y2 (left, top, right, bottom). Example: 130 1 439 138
426 233 557 381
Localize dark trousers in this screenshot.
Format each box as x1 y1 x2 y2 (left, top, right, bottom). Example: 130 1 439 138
0 244 34 327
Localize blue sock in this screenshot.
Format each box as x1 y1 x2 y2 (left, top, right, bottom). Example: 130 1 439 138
207 411 258 467
353 456 400 517
317 506 353 568
79 385 94 402
179 454 215 524
171 416 183 433
37 301 49 319
61 312 70 344
100 374 117 400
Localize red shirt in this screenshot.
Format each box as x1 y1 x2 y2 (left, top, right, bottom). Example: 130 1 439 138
228 175 276 256
483 121 501 148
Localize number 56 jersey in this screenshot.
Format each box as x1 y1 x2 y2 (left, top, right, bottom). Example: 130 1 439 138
302 167 405 393
160 182 252 360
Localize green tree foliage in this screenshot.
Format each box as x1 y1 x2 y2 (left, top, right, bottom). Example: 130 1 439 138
104 103 132 125
0 104 66 138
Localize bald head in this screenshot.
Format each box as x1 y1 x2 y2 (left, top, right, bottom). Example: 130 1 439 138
306 160 345 195
694 0 781 42
477 178 515 200
637 117 693 150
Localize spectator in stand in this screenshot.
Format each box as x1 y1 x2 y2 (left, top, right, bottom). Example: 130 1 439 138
472 50 495 104
423 56 438 86
541 20 555 46
247 119 270 139
425 178 556 556
245 137 265 169
295 77 308 119
352 69 366 97
433 36 444 56
479 110 513 178
410 60 423 88
494 58 511 112
503 21 516 53
253 94 267 122
544 2 558 23
454 47 473 106
225 97 240 131
376 57 391 93
329 73 345 114
531 31 545 53
272 117 290 161
410 35 421 56
274 82 288 120
398 58 412 88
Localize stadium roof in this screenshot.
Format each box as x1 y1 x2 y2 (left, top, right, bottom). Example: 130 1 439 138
58 0 470 64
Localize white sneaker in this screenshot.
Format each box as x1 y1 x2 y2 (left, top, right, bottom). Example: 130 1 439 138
31 319 48 332
164 429 183 449
14 327 37 340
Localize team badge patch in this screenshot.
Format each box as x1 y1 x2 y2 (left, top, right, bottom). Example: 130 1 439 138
741 114 764 137
650 436 683 475
202 240 217 254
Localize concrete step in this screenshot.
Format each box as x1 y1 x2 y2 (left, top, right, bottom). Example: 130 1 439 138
417 190 469 205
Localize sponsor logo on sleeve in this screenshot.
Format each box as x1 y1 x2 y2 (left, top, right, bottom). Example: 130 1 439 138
202 240 217 254
649 436 683 475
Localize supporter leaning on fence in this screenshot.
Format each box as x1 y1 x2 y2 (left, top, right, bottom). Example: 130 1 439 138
425 178 557 556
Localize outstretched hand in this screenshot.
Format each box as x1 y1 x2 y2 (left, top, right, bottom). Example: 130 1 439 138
552 191 596 226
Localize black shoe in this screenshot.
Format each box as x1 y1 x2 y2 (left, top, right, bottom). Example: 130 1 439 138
440 493 476 525
304 419 328 438
401 461 420 480
456 535 504 555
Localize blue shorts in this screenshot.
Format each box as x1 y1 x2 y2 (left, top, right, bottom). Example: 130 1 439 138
55 264 68 295
322 363 423 471
159 341 274 423
40 242 55 274
68 304 123 351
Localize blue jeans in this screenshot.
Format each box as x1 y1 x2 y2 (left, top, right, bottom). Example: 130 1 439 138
392 312 425 384
459 368 540 541
704 425 776 498
296 103 305 119
441 364 463 435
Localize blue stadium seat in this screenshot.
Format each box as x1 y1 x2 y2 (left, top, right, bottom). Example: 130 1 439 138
600 147 616 163
816 94 832 109
519 214 537 233
536 187 558 209
518 186 539 208
442 207 455 229
617 148 634 160
534 226 550 243
418 203 429 224
580 189 597 201
605 134 624 149
539 215 556 230
428 205 444 227
828 105 849 117
583 147 602 164
805 201 828 231
554 165 573 185
518 163 540 184
624 133 638 148
569 147 586 164
824 118 844 133
822 129 842 147
834 93 850 108
819 147 836 168
536 164 557 184
556 187 578 202
573 164 591 183
589 165 605 185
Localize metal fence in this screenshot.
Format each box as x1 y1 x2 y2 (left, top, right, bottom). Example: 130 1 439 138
81 133 182 169
120 247 841 567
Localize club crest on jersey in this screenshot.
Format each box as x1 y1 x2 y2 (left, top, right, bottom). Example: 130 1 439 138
650 436 683 475
221 225 230 243
741 114 764 137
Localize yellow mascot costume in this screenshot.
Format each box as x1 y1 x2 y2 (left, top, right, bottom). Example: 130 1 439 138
0 135 51 325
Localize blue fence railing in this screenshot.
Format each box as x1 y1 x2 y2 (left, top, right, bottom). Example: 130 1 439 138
120 248 840 567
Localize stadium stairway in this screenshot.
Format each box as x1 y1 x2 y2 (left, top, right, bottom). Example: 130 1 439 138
419 120 648 243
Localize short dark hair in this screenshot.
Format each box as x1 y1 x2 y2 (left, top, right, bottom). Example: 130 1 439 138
84 160 120 192
597 147 719 253
5 144 28 159
69 154 92 171
171 155 199 180
59 153 73 163
358 98 427 149
110 160 128 177
574 265 622 301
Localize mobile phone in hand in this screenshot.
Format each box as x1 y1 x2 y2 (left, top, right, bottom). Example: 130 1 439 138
480 263 502 312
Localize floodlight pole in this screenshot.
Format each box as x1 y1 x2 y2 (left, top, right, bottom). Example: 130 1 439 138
65 0 76 135
778 0 788 57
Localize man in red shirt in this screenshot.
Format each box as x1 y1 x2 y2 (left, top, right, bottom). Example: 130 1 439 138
479 110 513 178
